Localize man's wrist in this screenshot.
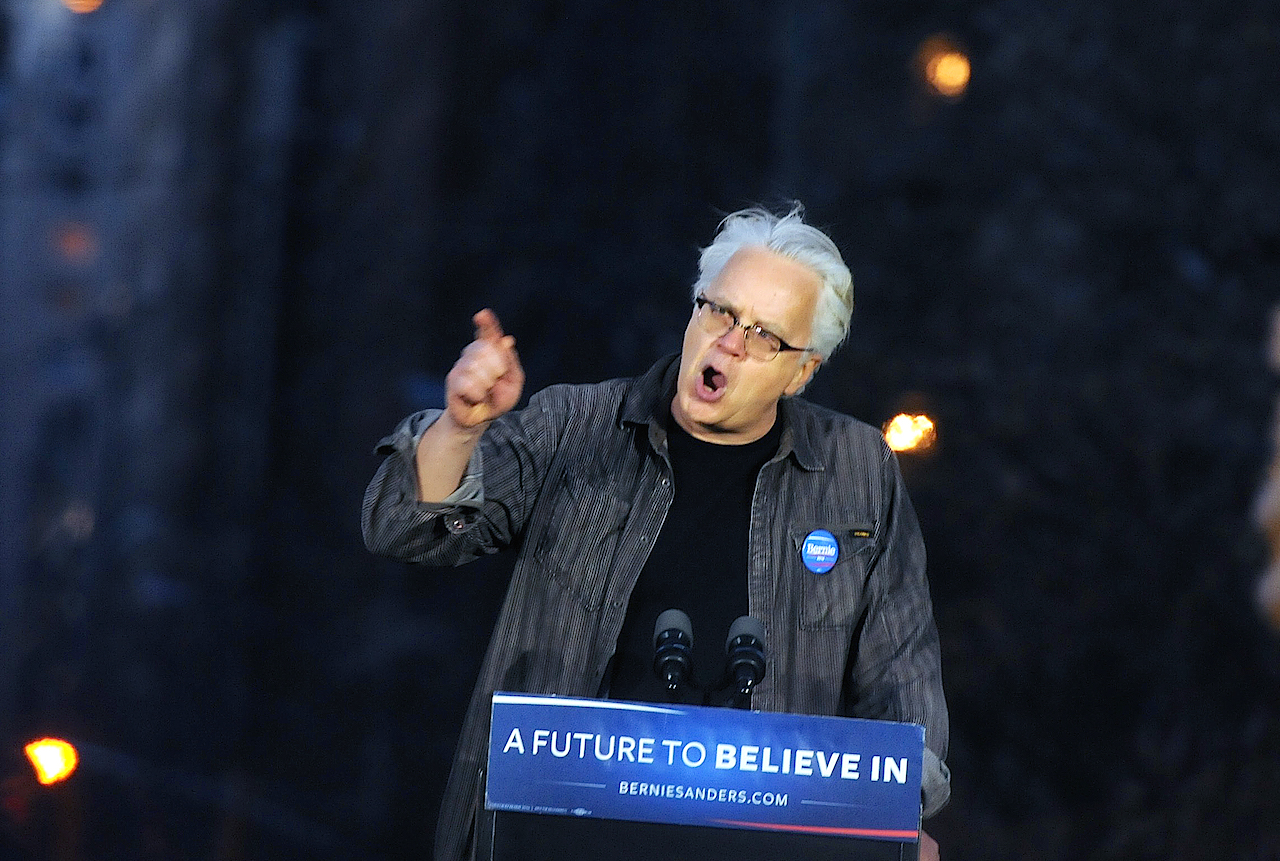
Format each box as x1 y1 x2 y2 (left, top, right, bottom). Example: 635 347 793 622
436 409 491 444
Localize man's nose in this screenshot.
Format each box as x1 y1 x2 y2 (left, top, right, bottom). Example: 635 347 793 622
716 324 748 356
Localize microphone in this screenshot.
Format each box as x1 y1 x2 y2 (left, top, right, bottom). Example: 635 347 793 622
725 616 767 701
652 609 694 693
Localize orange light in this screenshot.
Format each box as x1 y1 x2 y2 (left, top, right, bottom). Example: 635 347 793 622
916 35 971 100
24 739 79 785
62 0 104 12
52 222 98 264
884 414 937 453
927 51 970 97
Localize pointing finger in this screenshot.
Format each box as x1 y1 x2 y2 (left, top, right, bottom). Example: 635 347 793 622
473 308 505 343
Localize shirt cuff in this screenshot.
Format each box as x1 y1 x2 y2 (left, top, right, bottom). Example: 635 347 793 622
374 409 486 524
921 746 951 818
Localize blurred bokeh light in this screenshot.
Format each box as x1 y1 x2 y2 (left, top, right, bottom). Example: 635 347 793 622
884 413 937 453
916 35 970 100
24 739 79 786
51 222 98 265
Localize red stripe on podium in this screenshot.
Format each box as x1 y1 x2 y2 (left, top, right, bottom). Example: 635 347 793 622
711 820 919 840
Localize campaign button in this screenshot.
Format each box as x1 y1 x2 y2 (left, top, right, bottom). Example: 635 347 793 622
801 529 839 574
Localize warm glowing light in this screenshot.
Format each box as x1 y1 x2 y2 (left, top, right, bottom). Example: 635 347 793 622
927 51 971 98
916 35 971 100
24 739 79 785
884 414 937 453
62 0 104 12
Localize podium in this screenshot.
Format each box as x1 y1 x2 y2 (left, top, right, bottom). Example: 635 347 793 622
478 693 923 861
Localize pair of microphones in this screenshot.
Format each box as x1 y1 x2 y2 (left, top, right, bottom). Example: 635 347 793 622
652 609 767 708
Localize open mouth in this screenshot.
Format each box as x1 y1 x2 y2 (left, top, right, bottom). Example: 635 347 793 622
701 364 727 394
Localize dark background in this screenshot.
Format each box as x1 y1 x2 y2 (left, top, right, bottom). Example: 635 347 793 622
2 1 1279 858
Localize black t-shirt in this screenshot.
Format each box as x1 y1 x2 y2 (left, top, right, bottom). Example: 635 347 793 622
607 416 782 704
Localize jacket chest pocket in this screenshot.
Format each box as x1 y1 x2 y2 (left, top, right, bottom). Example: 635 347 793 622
789 524 877 630
533 472 634 611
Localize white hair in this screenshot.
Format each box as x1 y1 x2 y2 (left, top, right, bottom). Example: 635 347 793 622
692 202 854 362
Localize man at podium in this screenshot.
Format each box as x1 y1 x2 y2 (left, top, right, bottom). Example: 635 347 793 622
363 203 950 860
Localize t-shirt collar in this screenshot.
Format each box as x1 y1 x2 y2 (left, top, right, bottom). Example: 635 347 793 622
620 354 824 472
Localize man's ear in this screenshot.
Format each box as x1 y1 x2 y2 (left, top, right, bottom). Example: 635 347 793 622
785 354 822 396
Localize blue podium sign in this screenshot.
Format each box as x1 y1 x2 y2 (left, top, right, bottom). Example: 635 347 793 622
485 693 923 842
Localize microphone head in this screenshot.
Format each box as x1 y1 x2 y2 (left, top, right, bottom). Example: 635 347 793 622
653 609 694 693
654 608 694 648
725 615 767 699
725 615 765 651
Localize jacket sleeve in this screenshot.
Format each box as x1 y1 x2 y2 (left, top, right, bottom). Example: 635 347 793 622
361 392 563 566
848 444 951 817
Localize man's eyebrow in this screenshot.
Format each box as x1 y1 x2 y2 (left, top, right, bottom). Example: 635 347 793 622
707 295 786 337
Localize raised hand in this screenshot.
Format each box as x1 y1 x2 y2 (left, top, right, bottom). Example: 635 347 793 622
445 308 525 429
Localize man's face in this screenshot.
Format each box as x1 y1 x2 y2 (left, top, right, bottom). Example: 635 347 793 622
671 245 823 444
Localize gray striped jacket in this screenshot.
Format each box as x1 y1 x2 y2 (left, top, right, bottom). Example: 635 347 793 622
362 355 950 861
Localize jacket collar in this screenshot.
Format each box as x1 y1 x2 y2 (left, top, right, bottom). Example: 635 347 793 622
777 397 822 472
619 354 680 429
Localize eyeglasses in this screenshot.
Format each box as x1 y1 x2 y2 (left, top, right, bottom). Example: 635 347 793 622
693 295 812 361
